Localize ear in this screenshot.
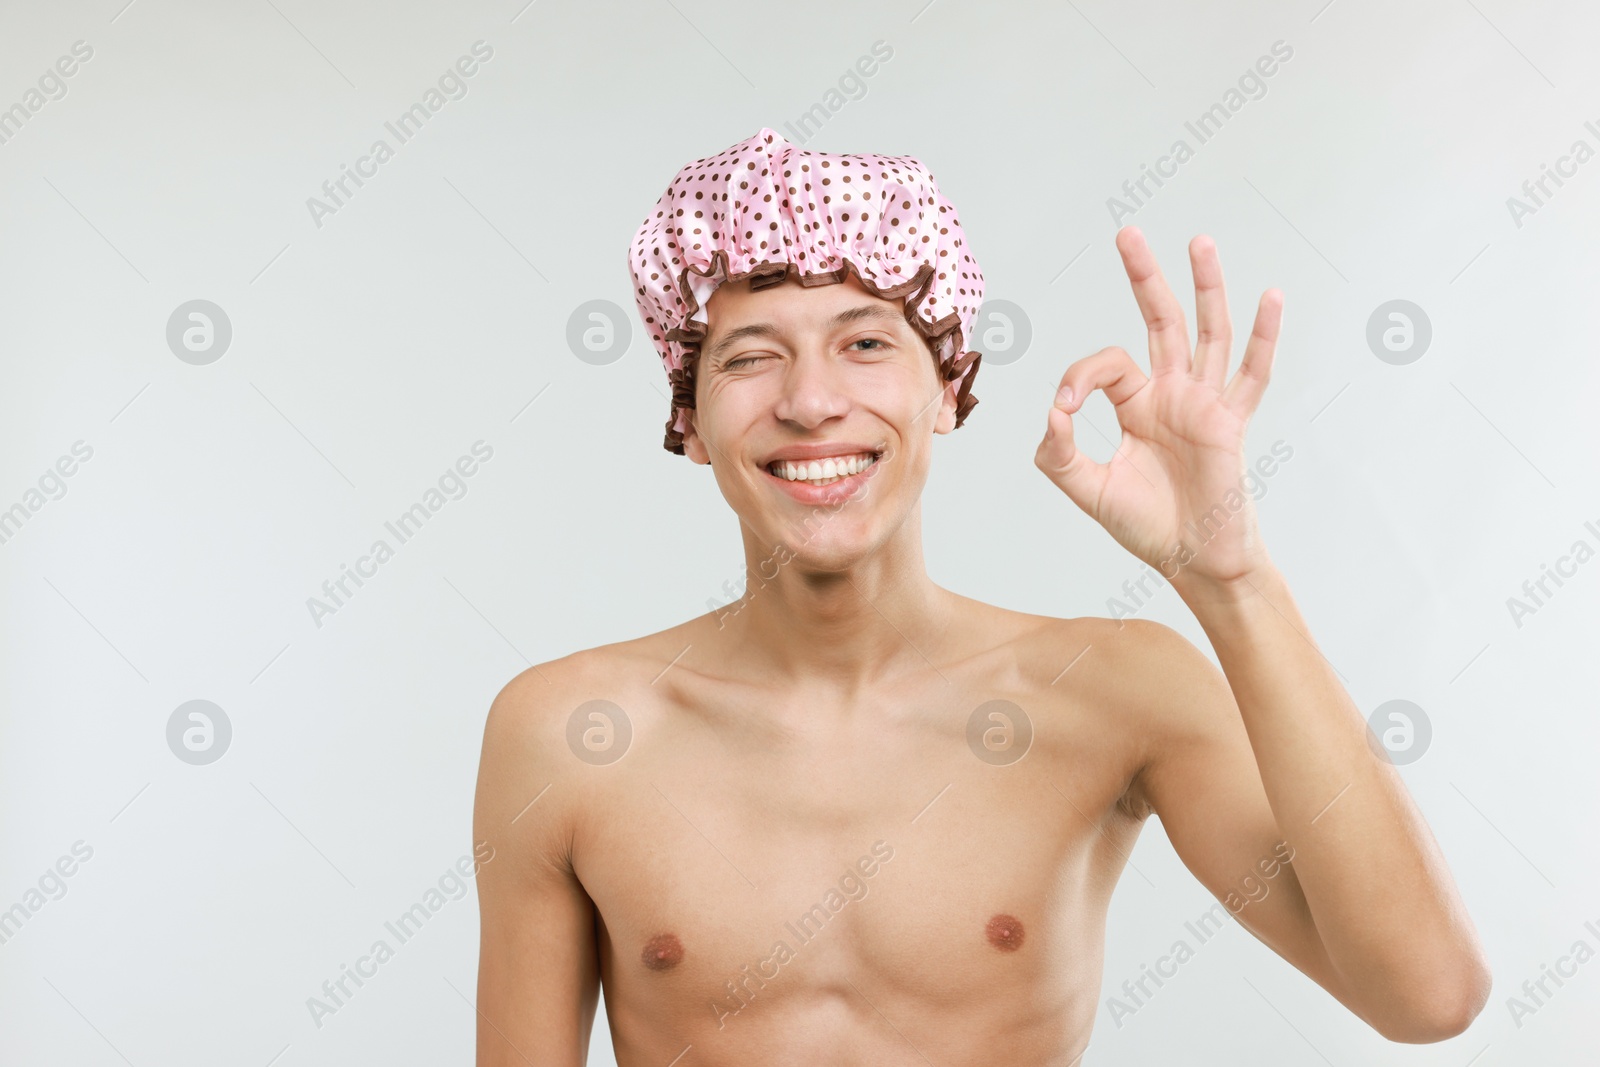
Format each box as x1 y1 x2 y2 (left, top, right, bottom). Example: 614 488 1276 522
683 413 713 465
931 375 961 435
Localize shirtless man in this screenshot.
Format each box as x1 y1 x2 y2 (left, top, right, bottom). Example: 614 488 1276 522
471 129 1489 1065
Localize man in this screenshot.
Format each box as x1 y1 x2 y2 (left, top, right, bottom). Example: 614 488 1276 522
471 128 1489 1065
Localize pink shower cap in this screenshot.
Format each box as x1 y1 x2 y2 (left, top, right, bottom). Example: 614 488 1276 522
628 127 986 455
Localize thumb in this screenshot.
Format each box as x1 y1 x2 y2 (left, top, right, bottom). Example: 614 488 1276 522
1034 386 1108 517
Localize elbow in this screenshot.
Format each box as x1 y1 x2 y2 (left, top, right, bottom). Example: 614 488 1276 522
1375 998 1483 1044
1370 957 1493 1044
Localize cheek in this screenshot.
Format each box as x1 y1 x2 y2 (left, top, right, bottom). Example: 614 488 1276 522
856 360 938 419
693 385 766 453
862 443 931 512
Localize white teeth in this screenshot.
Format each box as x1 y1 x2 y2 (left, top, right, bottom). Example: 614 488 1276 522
768 452 878 484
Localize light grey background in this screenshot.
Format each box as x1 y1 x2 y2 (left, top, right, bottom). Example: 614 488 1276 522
2 0 1596 1064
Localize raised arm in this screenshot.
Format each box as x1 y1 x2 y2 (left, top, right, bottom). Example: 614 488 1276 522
1035 226 1490 1041
1108 615 1487 1041
473 666 600 1066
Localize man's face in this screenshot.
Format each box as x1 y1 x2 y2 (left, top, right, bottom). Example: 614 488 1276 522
683 273 961 568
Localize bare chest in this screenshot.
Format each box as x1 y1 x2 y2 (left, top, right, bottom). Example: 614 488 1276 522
569 673 1143 1047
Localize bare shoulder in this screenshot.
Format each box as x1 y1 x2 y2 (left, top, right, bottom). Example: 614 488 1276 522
481 650 608 749
1066 616 1224 697
470 633 665 857
477 617 703 776
1054 615 1242 808
988 608 1237 799
482 620 693 728
1033 614 1235 727
967 600 1211 698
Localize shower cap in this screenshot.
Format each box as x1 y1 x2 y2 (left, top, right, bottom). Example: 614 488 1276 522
627 127 986 455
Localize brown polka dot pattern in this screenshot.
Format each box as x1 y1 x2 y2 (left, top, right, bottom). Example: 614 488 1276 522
627 127 986 455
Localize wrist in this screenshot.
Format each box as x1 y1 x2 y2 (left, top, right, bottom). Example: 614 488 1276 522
1172 560 1284 612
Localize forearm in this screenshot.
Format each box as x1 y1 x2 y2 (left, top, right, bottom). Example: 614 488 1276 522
1177 563 1489 1036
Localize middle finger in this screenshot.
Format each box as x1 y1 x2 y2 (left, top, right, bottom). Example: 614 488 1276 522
1188 234 1234 389
1115 226 1191 376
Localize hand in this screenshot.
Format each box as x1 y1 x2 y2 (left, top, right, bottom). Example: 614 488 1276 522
1034 226 1283 596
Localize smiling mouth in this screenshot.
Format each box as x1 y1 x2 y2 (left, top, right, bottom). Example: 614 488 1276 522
764 451 882 486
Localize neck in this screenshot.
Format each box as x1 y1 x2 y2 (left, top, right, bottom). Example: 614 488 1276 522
711 507 954 693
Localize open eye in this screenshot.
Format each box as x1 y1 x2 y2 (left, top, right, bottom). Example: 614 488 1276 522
849 338 885 351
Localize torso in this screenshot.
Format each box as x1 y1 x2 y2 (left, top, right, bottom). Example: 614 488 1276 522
557 598 1151 1066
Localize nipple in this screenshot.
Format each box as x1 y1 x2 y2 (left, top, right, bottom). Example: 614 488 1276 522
641 933 685 971
985 913 1025 952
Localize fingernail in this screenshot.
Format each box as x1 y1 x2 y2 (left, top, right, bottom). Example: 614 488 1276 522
1054 386 1074 410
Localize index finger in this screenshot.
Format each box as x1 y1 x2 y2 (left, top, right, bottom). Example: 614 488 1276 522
1115 225 1192 376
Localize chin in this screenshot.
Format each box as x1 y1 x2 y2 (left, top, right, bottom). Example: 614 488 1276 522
743 515 882 576
787 536 878 573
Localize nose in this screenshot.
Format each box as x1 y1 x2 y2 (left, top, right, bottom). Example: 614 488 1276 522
770 346 851 429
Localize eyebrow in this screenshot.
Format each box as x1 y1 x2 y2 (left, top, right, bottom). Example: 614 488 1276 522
705 304 903 366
